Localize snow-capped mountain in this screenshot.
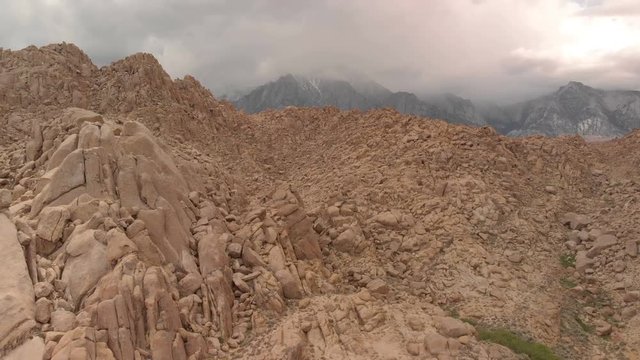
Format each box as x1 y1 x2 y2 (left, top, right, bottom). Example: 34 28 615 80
234 74 486 126
502 82 640 137
234 76 640 136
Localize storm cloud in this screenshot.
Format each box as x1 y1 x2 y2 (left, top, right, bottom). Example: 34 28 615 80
1 0 639 103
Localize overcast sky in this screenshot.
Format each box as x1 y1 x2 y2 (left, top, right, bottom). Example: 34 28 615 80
1 0 639 103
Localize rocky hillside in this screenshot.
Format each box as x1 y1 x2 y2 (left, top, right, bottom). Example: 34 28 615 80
234 74 487 126
1 43 640 360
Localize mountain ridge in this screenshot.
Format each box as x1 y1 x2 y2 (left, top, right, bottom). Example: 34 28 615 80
235 75 640 136
2 42 640 360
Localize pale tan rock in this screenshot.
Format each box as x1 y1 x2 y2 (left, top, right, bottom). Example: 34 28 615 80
62 107 104 127
227 242 243 258
50 309 76 332
0 189 11 209
374 212 398 227
47 134 78 171
178 273 203 297
232 272 252 293
575 251 593 272
623 291 640 302
333 228 357 254
242 245 267 268
0 214 36 352
274 269 304 299
125 219 146 238
77 123 101 149
587 234 618 258
36 206 70 242
434 316 474 338
105 228 137 262
366 278 389 295
2 336 45 360
30 149 85 216
424 332 448 355
560 213 591 230
625 240 638 257
406 316 425 331
406 341 421 356
34 282 54 298
35 298 53 323
62 229 110 306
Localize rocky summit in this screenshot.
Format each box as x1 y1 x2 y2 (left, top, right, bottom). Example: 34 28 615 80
1 43 640 360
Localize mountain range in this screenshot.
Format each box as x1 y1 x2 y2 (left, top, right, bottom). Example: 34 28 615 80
234 75 640 137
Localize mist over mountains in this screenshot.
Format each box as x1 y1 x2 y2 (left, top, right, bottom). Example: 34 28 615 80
234 75 640 137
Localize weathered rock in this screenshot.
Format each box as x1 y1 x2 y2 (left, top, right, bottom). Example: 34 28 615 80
560 213 591 230
34 282 54 298
35 298 53 323
105 228 137 262
47 134 78 171
587 234 618 258
242 245 267 268
0 189 11 209
595 320 612 336
623 291 640 303
332 228 362 254
36 206 70 242
0 214 36 352
178 272 203 297
575 251 593 272
62 229 110 306
625 240 638 257
374 212 398 227
30 149 86 216
424 332 448 355
2 336 45 360
232 273 252 293
50 309 76 332
227 242 243 258
434 316 474 338
366 279 389 295
274 269 304 299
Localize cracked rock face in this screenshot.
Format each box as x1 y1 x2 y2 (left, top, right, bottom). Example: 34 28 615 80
0 109 336 359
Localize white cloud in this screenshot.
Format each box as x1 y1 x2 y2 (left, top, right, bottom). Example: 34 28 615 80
0 0 639 102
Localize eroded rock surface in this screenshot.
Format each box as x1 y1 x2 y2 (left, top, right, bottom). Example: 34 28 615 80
2 43 640 360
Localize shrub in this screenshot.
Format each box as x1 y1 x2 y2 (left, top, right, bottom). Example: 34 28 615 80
560 254 576 268
477 327 560 360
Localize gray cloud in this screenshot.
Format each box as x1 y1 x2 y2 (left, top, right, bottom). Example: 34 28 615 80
1 0 639 103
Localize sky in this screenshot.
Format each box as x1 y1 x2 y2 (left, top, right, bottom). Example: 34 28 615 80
1 0 639 103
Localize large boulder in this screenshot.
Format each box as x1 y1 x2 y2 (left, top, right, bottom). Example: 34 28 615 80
62 229 110 307
0 214 36 353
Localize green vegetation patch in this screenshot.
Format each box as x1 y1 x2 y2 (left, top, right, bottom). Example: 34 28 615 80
574 316 593 334
560 277 577 289
477 327 561 360
560 254 576 268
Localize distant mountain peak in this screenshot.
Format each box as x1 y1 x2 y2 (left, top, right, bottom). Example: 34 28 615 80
234 74 486 126
557 81 591 93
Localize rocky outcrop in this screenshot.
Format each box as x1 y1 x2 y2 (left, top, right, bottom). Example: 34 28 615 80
235 74 487 126
0 107 337 359
0 213 36 355
5 43 640 360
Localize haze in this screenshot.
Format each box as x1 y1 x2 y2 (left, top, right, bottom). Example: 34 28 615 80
1 0 639 103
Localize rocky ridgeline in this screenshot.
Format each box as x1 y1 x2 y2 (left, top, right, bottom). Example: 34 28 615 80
0 43 245 152
0 108 329 359
2 43 640 360
0 107 521 360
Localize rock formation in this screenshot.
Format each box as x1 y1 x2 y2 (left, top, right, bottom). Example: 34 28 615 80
1 43 640 360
